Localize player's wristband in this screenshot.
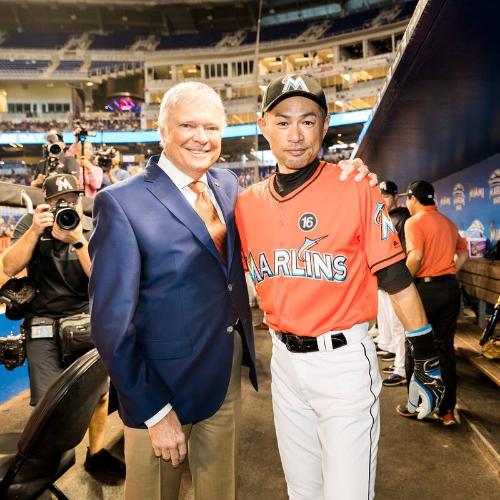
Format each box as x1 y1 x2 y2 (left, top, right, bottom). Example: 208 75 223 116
405 324 437 360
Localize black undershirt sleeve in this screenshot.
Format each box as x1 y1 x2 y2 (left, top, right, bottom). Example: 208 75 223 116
376 259 413 293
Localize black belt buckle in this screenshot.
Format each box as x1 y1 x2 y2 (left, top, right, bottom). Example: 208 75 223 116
283 333 303 352
415 274 455 284
330 332 347 349
279 331 347 353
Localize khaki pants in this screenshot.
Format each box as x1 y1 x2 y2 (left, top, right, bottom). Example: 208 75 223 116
124 333 243 500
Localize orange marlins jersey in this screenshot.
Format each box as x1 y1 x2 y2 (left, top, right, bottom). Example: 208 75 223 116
235 162 406 337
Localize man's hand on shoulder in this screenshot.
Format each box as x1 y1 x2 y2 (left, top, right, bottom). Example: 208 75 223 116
148 409 187 468
338 158 378 187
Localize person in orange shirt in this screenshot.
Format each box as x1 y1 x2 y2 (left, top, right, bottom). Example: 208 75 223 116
402 180 469 426
235 74 445 500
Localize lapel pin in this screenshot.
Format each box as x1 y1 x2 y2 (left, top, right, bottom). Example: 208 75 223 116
214 181 221 187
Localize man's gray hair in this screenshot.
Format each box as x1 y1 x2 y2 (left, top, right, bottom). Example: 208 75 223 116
157 82 226 145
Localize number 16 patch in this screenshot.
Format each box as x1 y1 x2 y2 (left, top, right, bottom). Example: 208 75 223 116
299 212 318 232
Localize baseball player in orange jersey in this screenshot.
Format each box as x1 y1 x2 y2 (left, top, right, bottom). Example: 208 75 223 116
235 74 445 500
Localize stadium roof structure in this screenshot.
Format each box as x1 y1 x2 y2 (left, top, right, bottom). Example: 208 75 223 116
0 0 408 34
355 0 500 188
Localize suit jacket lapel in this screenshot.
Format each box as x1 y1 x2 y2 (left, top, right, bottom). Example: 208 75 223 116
145 163 224 268
207 171 236 273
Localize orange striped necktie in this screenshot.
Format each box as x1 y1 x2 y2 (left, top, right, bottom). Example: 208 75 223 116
189 181 227 263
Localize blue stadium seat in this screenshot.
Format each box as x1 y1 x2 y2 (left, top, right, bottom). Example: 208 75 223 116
0 33 69 49
0 60 50 72
54 60 83 72
89 33 140 50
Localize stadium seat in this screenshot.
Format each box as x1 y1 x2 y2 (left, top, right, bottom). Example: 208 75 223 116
0 349 108 499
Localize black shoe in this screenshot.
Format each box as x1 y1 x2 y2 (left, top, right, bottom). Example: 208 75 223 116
380 351 396 362
383 374 406 387
382 364 395 374
84 448 126 482
396 403 419 418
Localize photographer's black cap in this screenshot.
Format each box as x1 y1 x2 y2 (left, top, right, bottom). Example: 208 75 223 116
262 74 328 114
379 180 398 196
400 180 435 202
42 174 83 200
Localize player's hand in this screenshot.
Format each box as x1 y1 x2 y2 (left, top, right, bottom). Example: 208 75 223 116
407 356 445 419
31 204 54 236
148 410 187 468
338 158 378 186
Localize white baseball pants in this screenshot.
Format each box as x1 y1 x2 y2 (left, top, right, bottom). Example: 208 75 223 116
377 289 406 376
270 323 382 500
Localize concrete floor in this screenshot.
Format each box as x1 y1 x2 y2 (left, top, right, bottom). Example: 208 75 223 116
0 316 499 499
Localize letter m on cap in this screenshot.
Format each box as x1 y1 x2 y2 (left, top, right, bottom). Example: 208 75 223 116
56 177 73 191
282 75 309 93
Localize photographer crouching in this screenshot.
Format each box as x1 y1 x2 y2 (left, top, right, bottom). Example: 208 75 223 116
31 130 80 188
2 174 125 482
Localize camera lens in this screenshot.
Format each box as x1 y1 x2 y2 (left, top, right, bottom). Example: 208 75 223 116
56 208 80 231
48 143 61 155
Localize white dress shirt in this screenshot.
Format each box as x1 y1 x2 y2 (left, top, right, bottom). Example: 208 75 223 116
144 153 225 428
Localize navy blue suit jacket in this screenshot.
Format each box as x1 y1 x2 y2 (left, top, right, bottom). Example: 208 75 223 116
89 155 257 428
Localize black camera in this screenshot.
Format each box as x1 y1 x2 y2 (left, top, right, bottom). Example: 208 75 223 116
51 200 80 231
74 121 89 143
0 333 26 370
95 147 116 171
48 143 62 156
42 141 64 175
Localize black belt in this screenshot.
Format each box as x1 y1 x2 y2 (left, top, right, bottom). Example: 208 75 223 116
275 331 347 353
414 274 456 284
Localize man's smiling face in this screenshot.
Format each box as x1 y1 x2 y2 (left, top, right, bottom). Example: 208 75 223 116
161 98 224 180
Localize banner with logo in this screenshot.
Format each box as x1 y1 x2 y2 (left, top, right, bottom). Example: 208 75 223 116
433 153 500 246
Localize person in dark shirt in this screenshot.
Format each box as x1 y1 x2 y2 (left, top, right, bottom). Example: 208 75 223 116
31 131 80 188
380 180 410 251
376 181 412 387
2 174 124 481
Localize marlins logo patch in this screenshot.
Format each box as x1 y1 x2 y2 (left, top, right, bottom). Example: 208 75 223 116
282 75 309 93
373 202 396 241
56 177 73 191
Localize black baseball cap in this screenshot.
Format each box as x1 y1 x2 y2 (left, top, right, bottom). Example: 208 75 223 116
379 180 398 196
261 74 328 114
42 174 83 200
401 180 435 203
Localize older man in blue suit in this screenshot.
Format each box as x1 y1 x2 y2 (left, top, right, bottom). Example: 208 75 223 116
89 81 257 499
89 81 374 500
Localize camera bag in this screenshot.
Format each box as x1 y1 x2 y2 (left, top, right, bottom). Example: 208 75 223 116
58 313 94 362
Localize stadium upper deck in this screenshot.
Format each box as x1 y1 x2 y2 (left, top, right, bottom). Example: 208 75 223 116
0 1 416 129
0 2 415 51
